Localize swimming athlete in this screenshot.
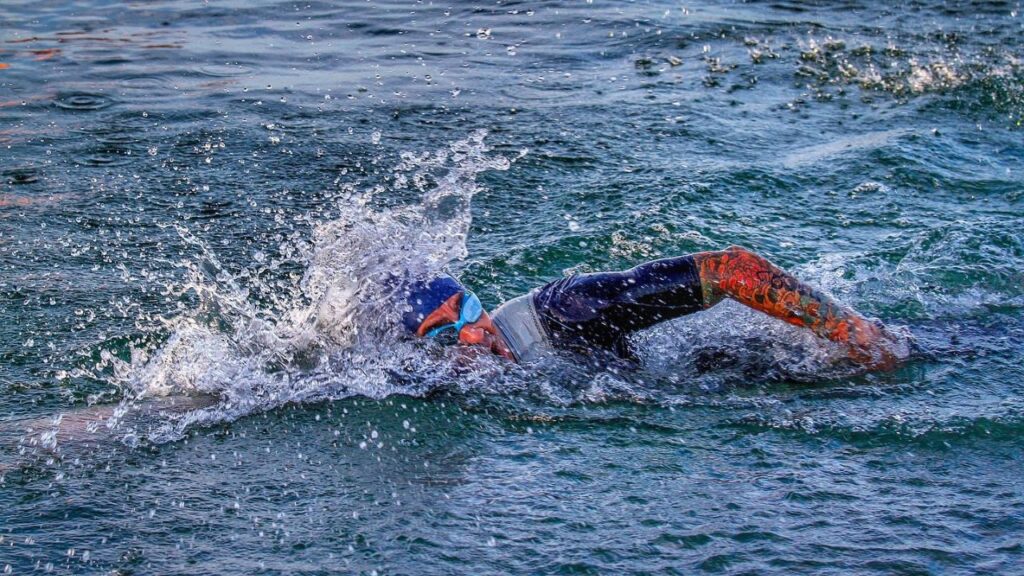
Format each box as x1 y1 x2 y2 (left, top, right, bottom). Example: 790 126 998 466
403 246 903 369
2 246 902 470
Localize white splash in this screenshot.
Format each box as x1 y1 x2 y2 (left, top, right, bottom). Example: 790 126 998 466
104 131 521 443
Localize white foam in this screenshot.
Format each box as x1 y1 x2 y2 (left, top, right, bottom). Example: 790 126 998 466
99 131 522 443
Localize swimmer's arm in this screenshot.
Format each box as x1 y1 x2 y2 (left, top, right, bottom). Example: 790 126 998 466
693 246 899 369
1 395 218 470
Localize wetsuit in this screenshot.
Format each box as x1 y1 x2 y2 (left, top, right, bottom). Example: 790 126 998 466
491 255 704 361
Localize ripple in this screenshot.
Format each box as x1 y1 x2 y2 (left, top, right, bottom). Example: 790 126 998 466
652 532 713 549
270 116 321 135
3 167 40 185
87 127 139 146
194 63 254 78
54 92 115 112
72 145 135 167
116 75 176 91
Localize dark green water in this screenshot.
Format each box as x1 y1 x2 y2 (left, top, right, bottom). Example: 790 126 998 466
2 1 1023 574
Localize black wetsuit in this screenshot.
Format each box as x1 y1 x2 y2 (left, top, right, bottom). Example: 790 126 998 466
531 255 704 358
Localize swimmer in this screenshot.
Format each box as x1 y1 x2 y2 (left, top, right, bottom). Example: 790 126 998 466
403 246 903 369
1 247 901 473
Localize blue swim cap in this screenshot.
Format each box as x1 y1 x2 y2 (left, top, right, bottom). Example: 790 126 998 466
401 275 466 333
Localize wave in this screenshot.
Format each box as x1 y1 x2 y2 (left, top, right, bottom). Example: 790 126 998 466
730 405 1024 448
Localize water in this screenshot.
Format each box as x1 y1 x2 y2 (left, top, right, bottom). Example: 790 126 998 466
1 0 1023 573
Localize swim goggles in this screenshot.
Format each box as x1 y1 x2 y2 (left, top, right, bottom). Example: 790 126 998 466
426 291 483 337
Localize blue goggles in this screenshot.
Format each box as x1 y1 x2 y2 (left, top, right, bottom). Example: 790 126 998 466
426 292 483 338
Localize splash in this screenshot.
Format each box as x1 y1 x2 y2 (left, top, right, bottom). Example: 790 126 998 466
88 131 523 444
744 32 1024 125
16 128 957 458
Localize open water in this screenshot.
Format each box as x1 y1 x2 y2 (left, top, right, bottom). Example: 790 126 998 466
1 1 1023 574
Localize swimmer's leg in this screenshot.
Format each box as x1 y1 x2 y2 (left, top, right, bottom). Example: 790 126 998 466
693 246 898 368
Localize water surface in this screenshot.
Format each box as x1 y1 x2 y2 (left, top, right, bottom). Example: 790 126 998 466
1 1 1023 574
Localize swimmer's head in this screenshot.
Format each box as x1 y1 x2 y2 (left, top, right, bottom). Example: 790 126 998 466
402 275 514 360
401 275 466 335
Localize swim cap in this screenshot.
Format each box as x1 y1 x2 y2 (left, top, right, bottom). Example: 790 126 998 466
401 275 466 333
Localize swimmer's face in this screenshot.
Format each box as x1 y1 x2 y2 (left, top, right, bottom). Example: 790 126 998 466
417 293 515 360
